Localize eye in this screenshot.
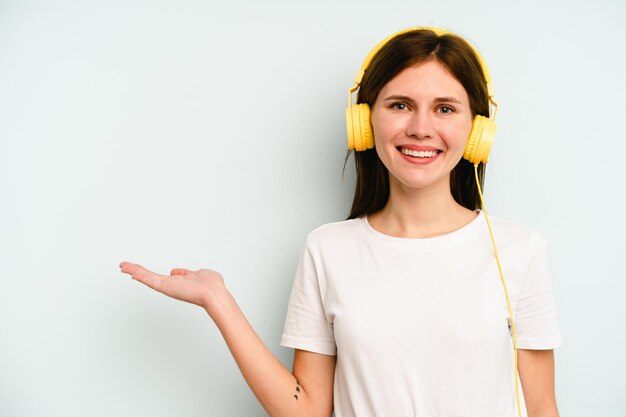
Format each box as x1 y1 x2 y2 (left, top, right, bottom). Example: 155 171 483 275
437 105 455 114
389 102 409 111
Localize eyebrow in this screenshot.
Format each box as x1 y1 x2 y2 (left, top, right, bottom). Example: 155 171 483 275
434 96 463 104
382 94 463 105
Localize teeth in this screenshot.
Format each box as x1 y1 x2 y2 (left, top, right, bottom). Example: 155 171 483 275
401 148 439 158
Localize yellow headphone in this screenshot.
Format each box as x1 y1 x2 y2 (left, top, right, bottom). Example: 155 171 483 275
346 27 498 165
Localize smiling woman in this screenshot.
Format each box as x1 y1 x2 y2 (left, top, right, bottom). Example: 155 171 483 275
121 27 563 417
346 29 492 219
282 27 562 417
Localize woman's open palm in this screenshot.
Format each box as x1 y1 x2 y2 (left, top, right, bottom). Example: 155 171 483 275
120 262 225 310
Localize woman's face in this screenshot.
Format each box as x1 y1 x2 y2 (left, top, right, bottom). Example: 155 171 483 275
370 60 473 195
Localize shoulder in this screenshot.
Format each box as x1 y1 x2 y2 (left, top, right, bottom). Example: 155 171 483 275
303 217 365 253
487 214 545 244
484 214 550 262
306 217 363 242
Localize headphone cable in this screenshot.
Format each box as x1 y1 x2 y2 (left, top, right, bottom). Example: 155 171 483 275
474 163 523 417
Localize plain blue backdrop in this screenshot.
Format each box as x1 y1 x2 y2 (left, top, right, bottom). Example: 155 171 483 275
1 0 624 415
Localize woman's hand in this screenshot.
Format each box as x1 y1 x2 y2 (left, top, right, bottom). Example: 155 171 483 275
119 262 227 313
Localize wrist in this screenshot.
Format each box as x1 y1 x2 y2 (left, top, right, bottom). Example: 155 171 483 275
203 284 235 319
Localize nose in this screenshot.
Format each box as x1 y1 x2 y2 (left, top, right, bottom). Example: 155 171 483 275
405 109 434 139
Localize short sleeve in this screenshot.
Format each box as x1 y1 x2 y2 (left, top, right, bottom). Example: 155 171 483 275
280 237 337 355
514 233 563 349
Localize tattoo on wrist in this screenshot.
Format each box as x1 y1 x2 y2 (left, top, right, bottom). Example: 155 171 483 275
293 378 301 400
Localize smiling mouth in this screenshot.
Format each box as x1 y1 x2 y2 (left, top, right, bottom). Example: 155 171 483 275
397 147 441 158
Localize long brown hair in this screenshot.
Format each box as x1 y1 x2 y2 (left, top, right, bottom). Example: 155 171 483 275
344 29 490 220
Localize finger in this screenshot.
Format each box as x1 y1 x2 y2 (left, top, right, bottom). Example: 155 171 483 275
170 268 191 276
119 261 143 275
120 261 150 276
119 261 134 271
120 262 168 292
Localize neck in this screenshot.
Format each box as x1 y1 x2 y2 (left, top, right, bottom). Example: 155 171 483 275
367 177 477 238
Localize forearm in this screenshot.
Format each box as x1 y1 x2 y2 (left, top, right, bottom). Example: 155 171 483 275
207 289 315 417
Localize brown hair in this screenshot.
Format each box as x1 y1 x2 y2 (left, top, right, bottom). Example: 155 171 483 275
344 29 490 220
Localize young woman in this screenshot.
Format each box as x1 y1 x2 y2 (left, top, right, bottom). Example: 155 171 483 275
120 27 562 417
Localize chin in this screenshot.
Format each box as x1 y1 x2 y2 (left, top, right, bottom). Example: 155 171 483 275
392 176 450 192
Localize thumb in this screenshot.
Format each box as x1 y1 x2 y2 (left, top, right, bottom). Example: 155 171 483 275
170 268 191 276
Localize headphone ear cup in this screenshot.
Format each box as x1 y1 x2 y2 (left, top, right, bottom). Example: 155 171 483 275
358 104 374 151
464 115 496 164
346 103 374 151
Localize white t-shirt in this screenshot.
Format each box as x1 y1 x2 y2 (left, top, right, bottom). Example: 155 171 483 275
281 211 563 417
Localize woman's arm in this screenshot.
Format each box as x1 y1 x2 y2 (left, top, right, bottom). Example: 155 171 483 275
119 262 334 417
517 349 559 417
293 349 336 414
